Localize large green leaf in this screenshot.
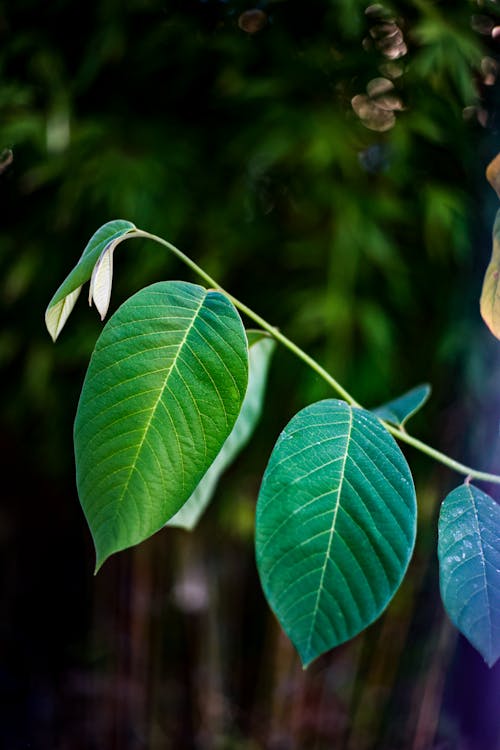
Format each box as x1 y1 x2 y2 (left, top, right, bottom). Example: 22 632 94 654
480 209 500 340
45 219 136 341
168 331 275 530
74 280 248 569
438 484 500 667
373 384 431 428
256 399 417 667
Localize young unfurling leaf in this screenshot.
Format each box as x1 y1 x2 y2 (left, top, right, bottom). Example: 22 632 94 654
88 243 114 320
373 383 431 428
45 220 136 340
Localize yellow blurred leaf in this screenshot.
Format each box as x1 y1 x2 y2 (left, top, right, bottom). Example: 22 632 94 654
486 153 500 199
480 211 500 339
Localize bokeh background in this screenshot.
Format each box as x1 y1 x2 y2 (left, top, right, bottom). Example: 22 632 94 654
2 1 500 748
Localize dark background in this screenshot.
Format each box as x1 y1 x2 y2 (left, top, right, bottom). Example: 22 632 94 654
2 1 500 747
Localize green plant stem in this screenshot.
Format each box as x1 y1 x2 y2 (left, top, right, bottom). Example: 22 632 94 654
132 231 359 406
132 229 500 486
383 426 500 484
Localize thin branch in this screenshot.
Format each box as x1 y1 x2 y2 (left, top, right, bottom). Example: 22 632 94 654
132 229 500 486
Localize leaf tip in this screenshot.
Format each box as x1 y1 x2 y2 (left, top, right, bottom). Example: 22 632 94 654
484 654 498 669
94 547 111 574
45 316 59 343
299 647 322 670
92 532 117 573
45 287 82 341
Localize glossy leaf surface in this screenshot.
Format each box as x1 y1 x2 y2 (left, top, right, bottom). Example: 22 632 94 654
168 331 275 530
480 210 500 340
74 281 248 569
256 399 416 667
373 384 431 428
45 220 136 340
438 484 500 667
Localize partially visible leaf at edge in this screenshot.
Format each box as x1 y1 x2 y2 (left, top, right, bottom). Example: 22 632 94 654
438 484 500 667
486 152 500 200
168 330 275 530
480 209 500 340
74 280 248 570
373 383 431 428
45 219 136 341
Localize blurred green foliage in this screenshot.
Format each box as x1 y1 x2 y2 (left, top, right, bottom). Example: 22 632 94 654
1 1 493 451
1 0 500 747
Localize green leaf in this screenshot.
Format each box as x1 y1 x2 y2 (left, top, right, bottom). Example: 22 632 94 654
45 219 136 341
256 399 416 668
74 280 248 570
168 330 275 530
373 384 431 428
480 210 500 340
438 484 500 667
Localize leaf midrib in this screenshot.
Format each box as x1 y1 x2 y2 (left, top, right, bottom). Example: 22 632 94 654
305 406 353 658
110 291 207 522
468 486 493 659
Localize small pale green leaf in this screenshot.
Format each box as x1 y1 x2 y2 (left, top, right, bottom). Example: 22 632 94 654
74 280 248 570
168 330 275 530
480 209 500 340
438 484 500 667
256 399 416 668
89 244 114 320
45 219 135 340
373 384 431 428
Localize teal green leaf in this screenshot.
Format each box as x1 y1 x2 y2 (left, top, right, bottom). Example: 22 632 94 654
256 399 416 667
74 280 248 570
373 384 431 428
438 484 500 667
45 219 136 341
168 330 275 530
